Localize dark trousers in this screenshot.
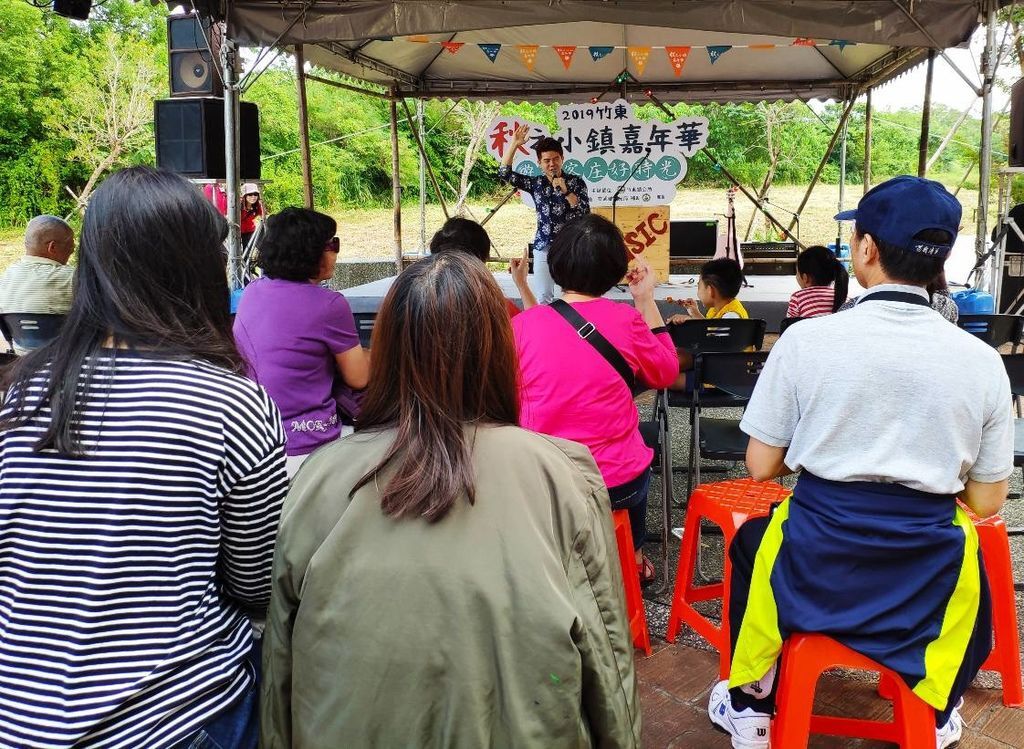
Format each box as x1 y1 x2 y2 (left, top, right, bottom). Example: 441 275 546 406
727 515 992 728
174 639 261 749
608 467 651 550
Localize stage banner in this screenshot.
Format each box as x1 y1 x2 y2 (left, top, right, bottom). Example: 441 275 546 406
485 98 708 208
593 205 671 283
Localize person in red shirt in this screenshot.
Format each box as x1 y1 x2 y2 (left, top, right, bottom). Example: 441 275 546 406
429 217 536 317
240 183 267 250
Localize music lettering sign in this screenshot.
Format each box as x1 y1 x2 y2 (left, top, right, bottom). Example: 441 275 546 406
485 99 709 207
592 205 671 282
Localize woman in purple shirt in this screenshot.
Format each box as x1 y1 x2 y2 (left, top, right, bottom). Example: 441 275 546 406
234 208 370 477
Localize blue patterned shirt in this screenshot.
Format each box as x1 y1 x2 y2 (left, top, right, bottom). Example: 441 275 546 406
498 165 591 254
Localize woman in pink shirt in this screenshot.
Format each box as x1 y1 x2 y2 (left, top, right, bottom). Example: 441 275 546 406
512 215 678 584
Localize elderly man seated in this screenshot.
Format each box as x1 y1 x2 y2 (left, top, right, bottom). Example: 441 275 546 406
0 215 75 353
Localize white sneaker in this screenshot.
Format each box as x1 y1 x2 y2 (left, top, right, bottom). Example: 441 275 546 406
936 702 963 749
708 680 771 749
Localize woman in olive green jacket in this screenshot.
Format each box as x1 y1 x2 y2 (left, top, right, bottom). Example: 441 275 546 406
260 252 641 749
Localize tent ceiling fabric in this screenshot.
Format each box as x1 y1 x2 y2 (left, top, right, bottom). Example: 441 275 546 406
222 0 997 103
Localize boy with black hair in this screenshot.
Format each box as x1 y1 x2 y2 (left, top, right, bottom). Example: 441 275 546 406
667 257 748 390
498 125 590 303
709 176 1012 749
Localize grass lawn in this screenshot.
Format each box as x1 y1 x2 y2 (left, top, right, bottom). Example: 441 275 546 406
0 183 986 272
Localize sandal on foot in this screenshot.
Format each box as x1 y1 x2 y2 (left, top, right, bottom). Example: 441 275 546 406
639 555 656 587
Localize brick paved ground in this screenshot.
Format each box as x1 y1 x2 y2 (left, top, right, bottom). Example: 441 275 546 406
636 638 1024 748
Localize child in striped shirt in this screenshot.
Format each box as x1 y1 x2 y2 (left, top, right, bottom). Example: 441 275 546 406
786 245 849 318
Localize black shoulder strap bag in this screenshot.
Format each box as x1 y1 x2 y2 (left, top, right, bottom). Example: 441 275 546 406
550 300 637 392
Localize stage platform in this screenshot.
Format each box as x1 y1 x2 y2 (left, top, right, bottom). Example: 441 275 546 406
341 272 868 333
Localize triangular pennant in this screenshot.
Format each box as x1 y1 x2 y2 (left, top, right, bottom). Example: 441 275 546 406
440 41 464 55
627 46 651 76
516 44 539 71
707 45 732 64
478 43 501 63
554 45 577 70
792 37 817 47
829 39 855 51
748 44 775 50
589 45 615 62
407 35 429 43
665 46 692 77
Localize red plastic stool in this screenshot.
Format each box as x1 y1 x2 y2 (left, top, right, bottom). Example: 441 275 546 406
973 514 1024 706
665 478 790 678
772 634 936 749
612 510 651 656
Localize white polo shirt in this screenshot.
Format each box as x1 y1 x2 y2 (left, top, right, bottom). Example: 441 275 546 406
740 284 1014 495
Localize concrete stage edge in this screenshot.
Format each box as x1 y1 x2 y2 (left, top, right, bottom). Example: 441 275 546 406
341 271 869 333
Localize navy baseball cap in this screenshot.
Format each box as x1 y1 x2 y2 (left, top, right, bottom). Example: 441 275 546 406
834 176 961 258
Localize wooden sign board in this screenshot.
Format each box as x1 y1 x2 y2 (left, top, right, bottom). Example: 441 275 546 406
593 205 671 283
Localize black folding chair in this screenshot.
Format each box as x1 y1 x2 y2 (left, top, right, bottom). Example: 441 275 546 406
690 351 769 488
656 318 766 504
957 315 1024 349
1000 354 1024 587
352 312 376 348
0 313 66 352
779 316 807 335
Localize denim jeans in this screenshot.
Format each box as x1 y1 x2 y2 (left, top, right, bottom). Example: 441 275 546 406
607 467 651 550
177 641 260 749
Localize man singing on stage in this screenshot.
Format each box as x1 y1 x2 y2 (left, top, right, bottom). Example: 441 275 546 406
498 124 590 303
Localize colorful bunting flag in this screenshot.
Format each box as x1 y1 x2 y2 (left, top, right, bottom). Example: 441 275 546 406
749 44 775 50
554 45 577 70
627 46 651 76
792 37 817 46
829 39 855 51
407 35 430 43
517 44 539 71
707 45 732 64
440 41 464 54
478 43 501 62
665 46 691 76
589 46 614 62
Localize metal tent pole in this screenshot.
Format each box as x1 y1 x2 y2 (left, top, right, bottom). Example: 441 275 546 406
390 93 403 274
222 25 242 290
979 2 998 292
864 88 873 194
294 45 314 209
418 98 427 251
837 116 848 250
918 50 936 177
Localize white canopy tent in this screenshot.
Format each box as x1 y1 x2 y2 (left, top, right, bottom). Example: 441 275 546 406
199 0 1008 286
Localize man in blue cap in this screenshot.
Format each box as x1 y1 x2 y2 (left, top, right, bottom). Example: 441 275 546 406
708 176 1013 748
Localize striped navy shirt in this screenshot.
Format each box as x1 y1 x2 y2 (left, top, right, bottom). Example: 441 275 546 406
0 354 288 748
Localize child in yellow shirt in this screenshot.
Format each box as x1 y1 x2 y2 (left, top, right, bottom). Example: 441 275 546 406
667 258 748 390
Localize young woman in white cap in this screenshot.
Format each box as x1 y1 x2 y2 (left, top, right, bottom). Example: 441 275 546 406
240 182 266 249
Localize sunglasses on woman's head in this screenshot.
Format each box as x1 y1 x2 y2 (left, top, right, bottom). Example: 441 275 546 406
326 237 340 253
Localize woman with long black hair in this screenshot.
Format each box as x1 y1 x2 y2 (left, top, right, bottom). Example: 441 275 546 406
0 167 288 748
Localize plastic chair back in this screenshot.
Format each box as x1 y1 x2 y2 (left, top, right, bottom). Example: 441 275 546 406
352 312 376 348
668 318 766 353
957 314 1023 348
694 351 769 402
779 316 806 335
1 313 66 351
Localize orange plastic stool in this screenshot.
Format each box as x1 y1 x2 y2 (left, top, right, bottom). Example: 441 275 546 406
612 510 651 656
665 478 790 678
772 634 936 749
974 515 1024 706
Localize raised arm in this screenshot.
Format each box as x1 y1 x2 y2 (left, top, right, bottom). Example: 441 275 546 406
498 124 535 192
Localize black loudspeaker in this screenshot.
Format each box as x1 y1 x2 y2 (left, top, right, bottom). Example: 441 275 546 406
168 14 222 97
1010 79 1024 167
154 98 260 180
53 0 91 20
